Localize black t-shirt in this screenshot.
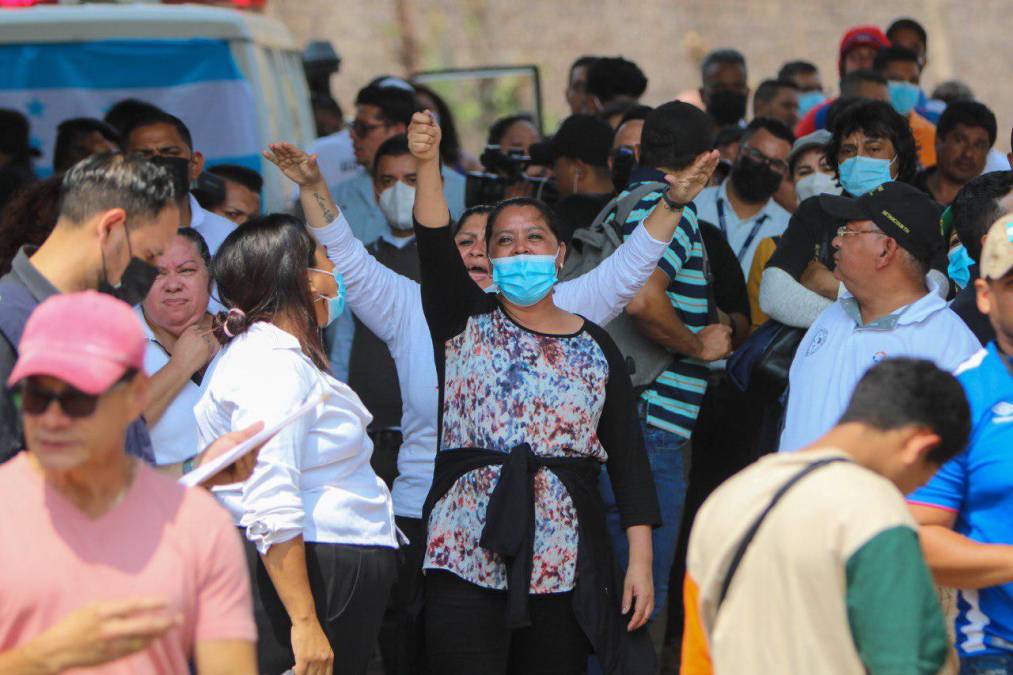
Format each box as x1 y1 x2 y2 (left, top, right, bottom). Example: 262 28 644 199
764 195 841 280
554 192 614 244
699 220 751 321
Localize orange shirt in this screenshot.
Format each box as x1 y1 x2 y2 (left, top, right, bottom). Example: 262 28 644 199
910 110 937 168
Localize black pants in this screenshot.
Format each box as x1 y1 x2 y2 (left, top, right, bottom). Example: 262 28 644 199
424 570 592 675
243 535 397 675
369 429 402 491
379 516 427 675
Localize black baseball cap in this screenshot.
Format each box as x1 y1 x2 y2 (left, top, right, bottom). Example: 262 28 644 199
528 114 613 168
820 182 943 264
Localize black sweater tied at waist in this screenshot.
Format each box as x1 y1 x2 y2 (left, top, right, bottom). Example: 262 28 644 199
421 443 657 675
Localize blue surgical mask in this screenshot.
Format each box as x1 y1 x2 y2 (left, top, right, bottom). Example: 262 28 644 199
888 81 921 116
838 155 895 196
489 250 559 307
947 245 973 290
797 91 826 117
310 268 346 326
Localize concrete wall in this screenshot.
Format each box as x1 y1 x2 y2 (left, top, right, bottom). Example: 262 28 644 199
269 0 1012 155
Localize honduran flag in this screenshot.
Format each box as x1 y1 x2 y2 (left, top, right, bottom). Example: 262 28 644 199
0 38 260 176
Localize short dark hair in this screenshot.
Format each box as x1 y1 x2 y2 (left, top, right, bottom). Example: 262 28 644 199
486 197 562 245
103 98 163 137
874 45 921 74
701 49 747 83
777 60 818 82
839 69 887 98
742 116 795 147
175 227 212 285
310 92 343 119
53 118 122 173
826 100 918 184
886 18 928 51
585 56 648 104
413 83 463 166
0 175 63 275
931 80 974 106
618 104 653 127
372 134 412 174
487 114 537 147
207 164 264 195
123 110 194 151
569 56 599 81
640 101 715 171
839 358 970 466
213 213 329 370
58 153 176 227
354 84 418 128
950 171 1013 264
452 204 495 236
937 100 997 147
754 79 799 108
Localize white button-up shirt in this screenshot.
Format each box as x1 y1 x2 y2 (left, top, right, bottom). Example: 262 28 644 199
136 307 202 466
694 181 791 278
779 278 982 453
196 322 398 553
313 212 672 519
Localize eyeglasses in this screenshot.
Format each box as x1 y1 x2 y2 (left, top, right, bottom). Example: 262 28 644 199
350 120 390 137
20 371 136 418
740 144 789 176
836 226 886 238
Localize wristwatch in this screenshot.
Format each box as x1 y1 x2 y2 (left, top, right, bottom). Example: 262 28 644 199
661 192 688 211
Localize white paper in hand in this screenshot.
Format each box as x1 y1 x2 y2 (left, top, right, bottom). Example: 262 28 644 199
179 393 328 488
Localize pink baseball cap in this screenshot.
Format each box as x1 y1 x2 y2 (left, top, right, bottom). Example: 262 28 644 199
8 291 146 395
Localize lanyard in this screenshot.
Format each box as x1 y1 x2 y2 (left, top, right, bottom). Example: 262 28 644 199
716 196 769 263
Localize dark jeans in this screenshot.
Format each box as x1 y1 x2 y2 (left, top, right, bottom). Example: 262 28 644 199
424 570 592 675
961 653 1013 674
379 516 427 675
243 535 397 675
600 418 689 622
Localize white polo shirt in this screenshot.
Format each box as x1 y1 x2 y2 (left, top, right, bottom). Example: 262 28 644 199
779 278 982 453
694 181 791 278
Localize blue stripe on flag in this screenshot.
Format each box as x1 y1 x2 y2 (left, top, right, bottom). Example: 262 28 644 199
0 39 243 91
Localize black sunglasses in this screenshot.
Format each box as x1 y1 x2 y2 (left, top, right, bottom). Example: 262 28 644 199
19 370 137 419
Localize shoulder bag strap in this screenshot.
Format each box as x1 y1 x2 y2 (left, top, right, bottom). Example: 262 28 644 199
716 456 850 609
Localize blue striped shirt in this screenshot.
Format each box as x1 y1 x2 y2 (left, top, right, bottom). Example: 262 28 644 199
604 168 711 438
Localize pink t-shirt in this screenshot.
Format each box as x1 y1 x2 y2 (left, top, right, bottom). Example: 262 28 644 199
0 454 256 673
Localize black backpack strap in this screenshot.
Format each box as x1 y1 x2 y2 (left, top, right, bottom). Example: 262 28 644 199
716 457 850 610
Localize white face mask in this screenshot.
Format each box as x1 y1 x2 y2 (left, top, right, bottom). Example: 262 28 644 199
795 172 842 204
379 181 416 231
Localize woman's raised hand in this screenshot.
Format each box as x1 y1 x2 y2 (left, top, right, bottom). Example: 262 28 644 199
663 149 721 206
263 143 323 187
407 111 441 163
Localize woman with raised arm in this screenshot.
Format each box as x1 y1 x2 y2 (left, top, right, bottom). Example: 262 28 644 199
194 215 398 675
263 134 716 671
406 111 715 674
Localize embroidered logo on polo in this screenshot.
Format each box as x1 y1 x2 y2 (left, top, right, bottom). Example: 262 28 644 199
993 401 1013 425
806 328 828 356
872 351 888 363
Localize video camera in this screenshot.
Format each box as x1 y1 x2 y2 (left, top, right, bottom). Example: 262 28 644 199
464 145 558 208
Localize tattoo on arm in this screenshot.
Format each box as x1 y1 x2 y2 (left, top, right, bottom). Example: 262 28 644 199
313 192 337 223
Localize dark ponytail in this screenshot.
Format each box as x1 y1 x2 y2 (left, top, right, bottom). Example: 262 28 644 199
211 214 329 371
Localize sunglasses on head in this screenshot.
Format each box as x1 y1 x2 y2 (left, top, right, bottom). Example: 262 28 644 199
19 370 137 419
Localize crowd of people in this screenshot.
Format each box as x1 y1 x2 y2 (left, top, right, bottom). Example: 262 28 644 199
0 13 1011 675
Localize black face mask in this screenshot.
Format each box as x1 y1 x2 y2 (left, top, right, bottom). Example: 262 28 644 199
148 155 192 202
98 227 159 306
706 90 748 126
729 155 783 203
610 146 637 192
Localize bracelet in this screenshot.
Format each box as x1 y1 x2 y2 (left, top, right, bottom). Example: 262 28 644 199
182 457 196 474
661 192 688 211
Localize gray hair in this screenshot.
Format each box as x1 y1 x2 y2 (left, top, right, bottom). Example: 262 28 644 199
58 152 176 227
